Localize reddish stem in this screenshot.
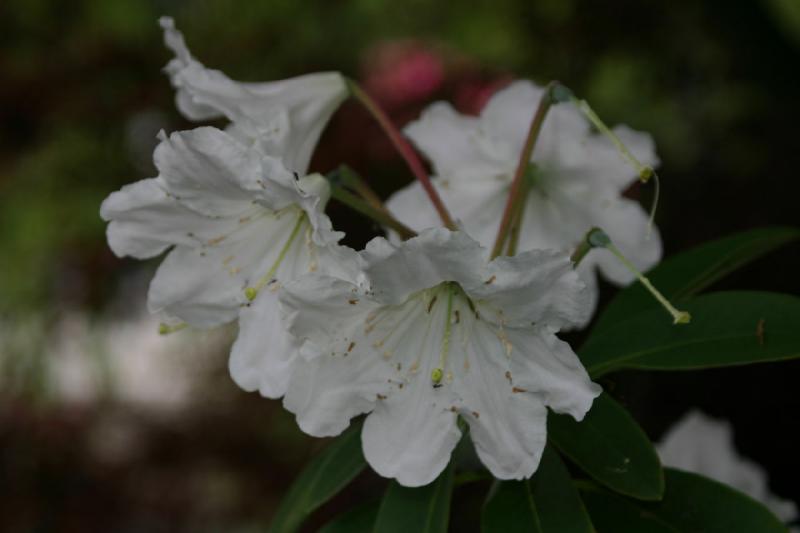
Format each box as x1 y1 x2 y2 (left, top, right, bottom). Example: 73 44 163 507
490 81 557 259
348 80 456 230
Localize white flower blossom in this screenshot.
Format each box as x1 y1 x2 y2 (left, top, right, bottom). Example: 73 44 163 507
159 16 348 174
279 228 601 486
386 80 662 320
658 410 798 529
100 126 358 398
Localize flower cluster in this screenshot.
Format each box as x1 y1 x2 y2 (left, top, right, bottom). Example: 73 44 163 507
100 18 669 487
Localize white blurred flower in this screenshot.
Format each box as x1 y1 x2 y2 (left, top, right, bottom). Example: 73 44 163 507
159 17 347 175
101 126 358 397
387 80 662 321
280 228 601 486
658 410 798 529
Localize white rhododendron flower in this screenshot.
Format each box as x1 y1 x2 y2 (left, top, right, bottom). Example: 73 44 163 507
387 80 662 319
280 228 601 486
658 410 798 529
101 126 357 397
159 17 348 174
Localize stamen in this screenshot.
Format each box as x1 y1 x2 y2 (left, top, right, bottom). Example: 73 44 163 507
244 211 306 300
584 227 690 325
564 92 654 183
555 84 661 236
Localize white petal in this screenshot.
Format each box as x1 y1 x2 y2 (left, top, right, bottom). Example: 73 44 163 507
468 249 591 329
385 176 509 245
153 127 268 217
283 351 388 437
362 229 486 305
362 376 461 487
159 18 346 174
229 287 298 398
481 80 545 155
507 325 601 420
481 80 589 164
560 125 660 190
404 102 511 179
582 196 662 286
573 266 599 329
281 276 380 352
280 277 388 436
160 17 222 120
453 318 549 480
384 180 442 236
100 177 234 259
147 245 243 327
148 210 313 327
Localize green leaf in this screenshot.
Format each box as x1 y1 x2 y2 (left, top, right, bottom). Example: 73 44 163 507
581 469 787 532
592 226 799 333
581 291 800 376
530 446 596 533
268 423 367 533
373 462 454 533
318 501 379 533
581 487 680 532
482 480 542 533
548 392 663 500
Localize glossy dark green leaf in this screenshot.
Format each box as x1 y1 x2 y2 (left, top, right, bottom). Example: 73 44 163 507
318 501 379 533
530 446 596 532
549 393 663 500
582 469 787 532
592 226 799 333
582 291 800 376
373 462 454 533
482 480 541 533
268 424 366 533
581 487 679 532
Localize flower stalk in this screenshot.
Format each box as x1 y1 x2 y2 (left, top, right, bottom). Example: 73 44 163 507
327 175 417 240
332 165 388 214
346 79 457 231
491 81 558 259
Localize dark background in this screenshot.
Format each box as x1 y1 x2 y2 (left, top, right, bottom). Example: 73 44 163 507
1 0 798 530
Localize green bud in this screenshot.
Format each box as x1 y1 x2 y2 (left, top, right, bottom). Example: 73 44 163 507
551 83 575 104
431 367 444 385
587 227 612 248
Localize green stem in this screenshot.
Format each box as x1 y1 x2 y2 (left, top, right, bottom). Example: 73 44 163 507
346 79 457 230
336 165 388 214
491 81 557 259
329 183 417 240
505 178 530 256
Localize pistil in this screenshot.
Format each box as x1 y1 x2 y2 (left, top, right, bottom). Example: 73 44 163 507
244 211 307 300
431 284 456 385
